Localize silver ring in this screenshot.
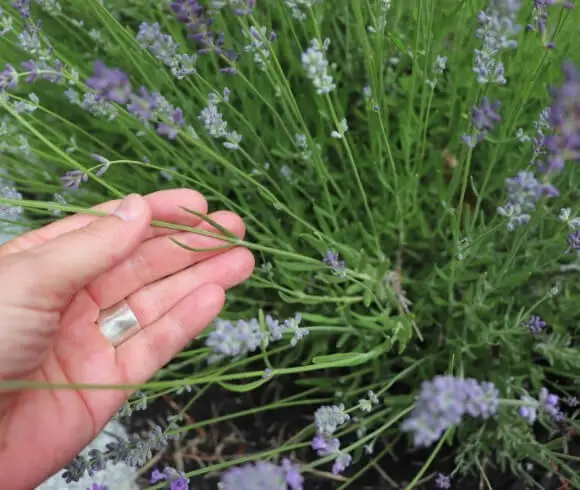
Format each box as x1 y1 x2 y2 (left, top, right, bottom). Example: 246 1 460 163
98 300 141 347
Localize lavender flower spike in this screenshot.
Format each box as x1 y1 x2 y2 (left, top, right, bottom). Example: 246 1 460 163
542 61 580 175
323 250 346 276
86 60 132 104
314 404 350 436
60 170 88 190
218 460 303 490
0 64 18 92
521 314 547 334
401 375 499 447
435 473 452 489
462 97 501 147
568 230 580 250
149 466 189 490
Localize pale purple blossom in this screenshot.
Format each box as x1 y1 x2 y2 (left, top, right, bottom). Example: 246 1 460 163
148 466 189 490
401 375 500 448
218 460 303 490
472 0 521 85
0 64 18 91
568 230 580 250
86 60 132 104
60 169 88 190
435 473 452 489
542 62 580 174
522 315 547 334
462 97 501 147
323 250 346 275
519 387 563 423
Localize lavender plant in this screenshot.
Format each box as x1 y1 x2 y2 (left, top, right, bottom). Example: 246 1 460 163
1 0 580 488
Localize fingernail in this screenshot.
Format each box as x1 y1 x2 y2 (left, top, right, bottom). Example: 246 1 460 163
113 194 144 221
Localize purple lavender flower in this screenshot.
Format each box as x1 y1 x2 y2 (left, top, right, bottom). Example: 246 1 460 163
311 435 351 475
401 375 499 447
518 398 537 424
137 22 179 64
170 0 214 47
265 313 309 346
281 459 304 490
522 314 547 334
126 86 157 122
86 60 132 104
473 98 501 130
87 485 107 490
60 170 88 190
231 0 256 15
323 250 346 276
12 0 31 18
435 473 452 489
462 97 501 147
541 61 580 174
0 183 23 219
207 312 307 363
566 396 578 407
314 404 350 436
0 64 18 92
311 434 340 456
332 452 352 475
156 108 185 140
21 60 39 83
472 0 521 85
462 379 500 418
497 170 558 231
206 317 265 363
91 154 110 177
170 0 204 24
149 468 167 484
218 460 303 490
568 230 580 250
528 0 574 47
519 388 563 423
244 25 277 70
148 467 189 489
21 59 64 84
136 22 197 79
539 387 563 420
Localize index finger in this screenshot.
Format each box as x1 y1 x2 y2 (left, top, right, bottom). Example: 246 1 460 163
0 188 208 257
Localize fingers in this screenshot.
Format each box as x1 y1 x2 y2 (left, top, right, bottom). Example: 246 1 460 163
13 195 151 311
115 246 254 384
87 210 246 308
116 284 226 383
0 189 207 258
126 247 255 326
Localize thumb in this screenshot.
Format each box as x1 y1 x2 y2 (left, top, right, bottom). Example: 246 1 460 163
16 194 151 310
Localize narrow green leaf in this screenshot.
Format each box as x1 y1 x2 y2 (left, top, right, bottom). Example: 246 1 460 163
180 206 240 239
170 237 232 253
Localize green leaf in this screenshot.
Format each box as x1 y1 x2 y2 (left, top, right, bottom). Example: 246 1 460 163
276 261 322 272
345 283 364 295
279 291 325 305
312 352 367 367
392 318 414 354
217 378 270 392
363 287 373 307
170 237 232 253
179 206 240 239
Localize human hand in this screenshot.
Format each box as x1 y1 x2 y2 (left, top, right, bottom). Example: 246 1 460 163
0 189 254 489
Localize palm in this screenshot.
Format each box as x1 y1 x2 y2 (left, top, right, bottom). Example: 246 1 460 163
0 190 254 489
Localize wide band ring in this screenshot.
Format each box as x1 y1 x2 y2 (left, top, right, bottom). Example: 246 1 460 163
98 300 142 348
